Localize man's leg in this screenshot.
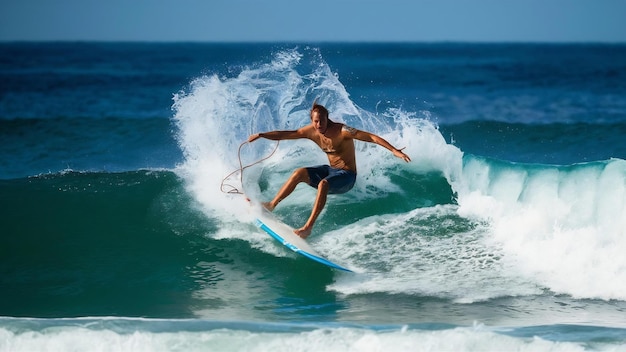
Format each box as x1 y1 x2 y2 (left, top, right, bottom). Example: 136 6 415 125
264 168 310 211
294 179 329 239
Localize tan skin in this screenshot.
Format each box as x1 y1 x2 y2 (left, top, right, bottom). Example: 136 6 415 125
249 109 410 239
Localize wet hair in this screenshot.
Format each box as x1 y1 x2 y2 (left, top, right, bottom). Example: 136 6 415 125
311 99 329 120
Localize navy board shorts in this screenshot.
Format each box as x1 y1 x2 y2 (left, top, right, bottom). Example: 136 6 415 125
306 165 357 194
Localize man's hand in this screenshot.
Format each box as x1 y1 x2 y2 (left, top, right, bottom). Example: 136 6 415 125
248 133 261 142
393 147 411 162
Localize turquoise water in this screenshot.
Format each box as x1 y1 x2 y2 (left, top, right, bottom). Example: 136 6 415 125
1 43 625 350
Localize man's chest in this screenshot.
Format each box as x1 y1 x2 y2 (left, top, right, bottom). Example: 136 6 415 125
316 134 347 152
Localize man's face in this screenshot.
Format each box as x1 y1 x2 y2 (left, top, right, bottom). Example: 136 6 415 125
311 111 327 134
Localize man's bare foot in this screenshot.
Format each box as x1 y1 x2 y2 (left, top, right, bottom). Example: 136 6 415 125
294 227 312 239
262 202 275 212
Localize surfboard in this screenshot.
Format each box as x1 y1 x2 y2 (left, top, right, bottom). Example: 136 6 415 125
252 206 353 272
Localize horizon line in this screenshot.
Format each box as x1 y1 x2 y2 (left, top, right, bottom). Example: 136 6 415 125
2 39 626 45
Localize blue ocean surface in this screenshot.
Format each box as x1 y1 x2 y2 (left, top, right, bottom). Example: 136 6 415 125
1 42 626 351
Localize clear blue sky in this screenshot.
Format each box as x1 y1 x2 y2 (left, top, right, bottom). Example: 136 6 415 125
1 0 625 42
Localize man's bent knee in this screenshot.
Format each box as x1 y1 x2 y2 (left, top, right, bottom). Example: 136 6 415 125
318 179 329 192
292 168 310 183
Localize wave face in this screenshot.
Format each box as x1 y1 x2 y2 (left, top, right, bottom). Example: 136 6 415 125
0 171 214 318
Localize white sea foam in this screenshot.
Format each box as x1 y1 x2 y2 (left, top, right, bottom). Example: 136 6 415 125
171 47 441 233
323 205 541 303
450 157 626 300
0 324 609 352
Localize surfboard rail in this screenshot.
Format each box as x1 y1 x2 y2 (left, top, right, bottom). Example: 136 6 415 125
254 218 353 272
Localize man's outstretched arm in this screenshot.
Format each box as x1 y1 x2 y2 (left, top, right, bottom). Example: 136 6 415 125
249 128 308 143
350 129 411 162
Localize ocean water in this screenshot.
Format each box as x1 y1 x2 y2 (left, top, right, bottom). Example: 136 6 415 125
1 42 626 351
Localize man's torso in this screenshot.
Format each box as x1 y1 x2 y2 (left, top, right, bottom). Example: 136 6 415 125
308 123 357 173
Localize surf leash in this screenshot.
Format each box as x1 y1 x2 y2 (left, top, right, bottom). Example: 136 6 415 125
220 140 280 196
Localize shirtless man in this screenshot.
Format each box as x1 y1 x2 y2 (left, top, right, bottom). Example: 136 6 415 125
248 102 411 239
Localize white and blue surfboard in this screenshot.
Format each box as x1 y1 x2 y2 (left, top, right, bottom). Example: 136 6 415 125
253 207 353 272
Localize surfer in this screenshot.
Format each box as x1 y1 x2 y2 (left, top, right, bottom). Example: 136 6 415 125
248 101 411 239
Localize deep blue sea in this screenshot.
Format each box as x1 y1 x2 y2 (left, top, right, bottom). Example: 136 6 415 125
1 42 626 351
